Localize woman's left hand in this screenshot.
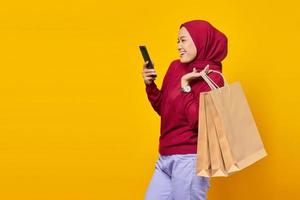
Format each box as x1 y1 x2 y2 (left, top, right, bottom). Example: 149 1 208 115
181 67 206 88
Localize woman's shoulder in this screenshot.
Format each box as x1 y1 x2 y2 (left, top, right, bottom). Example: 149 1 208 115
165 59 181 74
170 59 181 68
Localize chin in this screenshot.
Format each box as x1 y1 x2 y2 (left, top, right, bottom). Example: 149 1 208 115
180 57 192 63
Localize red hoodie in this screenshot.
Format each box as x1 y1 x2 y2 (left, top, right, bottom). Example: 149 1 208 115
145 20 228 155
145 59 224 155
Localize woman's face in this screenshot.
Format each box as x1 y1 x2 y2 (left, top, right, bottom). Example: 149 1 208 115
177 26 197 63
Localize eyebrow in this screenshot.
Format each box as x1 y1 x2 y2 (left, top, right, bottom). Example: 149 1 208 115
177 36 187 40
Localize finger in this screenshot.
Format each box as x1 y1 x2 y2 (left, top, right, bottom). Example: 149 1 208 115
145 77 155 82
142 71 155 76
194 72 203 77
144 70 156 74
143 71 156 76
143 61 155 68
143 61 149 68
144 71 156 74
144 69 156 72
145 73 157 77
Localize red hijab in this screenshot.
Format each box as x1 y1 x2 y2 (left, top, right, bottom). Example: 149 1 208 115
179 20 228 72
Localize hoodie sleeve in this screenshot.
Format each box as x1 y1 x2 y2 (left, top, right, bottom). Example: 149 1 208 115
180 71 224 130
144 60 177 116
145 81 162 116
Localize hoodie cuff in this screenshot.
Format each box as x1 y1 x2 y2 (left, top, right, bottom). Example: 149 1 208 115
145 81 156 86
145 81 157 90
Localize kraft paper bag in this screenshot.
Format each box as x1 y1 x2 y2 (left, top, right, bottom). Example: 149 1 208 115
206 93 238 175
196 93 212 177
196 93 230 177
196 65 267 177
205 94 228 177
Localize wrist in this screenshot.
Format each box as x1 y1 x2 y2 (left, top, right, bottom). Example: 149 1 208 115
181 78 189 88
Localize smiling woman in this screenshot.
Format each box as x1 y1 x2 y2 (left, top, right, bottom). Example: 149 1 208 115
142 19 228 200
177 27 197 63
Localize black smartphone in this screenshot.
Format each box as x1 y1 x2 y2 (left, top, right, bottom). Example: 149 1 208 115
139 45 156 78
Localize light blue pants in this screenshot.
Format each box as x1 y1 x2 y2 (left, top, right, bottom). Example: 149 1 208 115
144 154 211 200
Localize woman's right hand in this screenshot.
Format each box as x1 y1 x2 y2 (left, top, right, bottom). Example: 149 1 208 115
142 61 157 85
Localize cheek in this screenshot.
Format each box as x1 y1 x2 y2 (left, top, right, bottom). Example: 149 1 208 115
187 43 197 59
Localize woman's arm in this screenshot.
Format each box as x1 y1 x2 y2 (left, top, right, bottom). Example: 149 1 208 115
180 72 224 129
145 81 163 116
144 60 177 116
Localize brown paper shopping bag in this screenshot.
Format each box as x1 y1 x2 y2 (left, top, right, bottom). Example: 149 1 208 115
196 93 231 177
205 94 228 177
196 93 212 177
196 68 235 177
206 93 238 175
196 65 268 177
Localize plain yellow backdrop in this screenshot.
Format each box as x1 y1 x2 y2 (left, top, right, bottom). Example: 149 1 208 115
0 0 299 199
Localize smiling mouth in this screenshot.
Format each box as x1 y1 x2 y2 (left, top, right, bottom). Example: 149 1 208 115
179 52 186 56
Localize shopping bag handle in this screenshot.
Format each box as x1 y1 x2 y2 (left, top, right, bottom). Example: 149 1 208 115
199 65 228 90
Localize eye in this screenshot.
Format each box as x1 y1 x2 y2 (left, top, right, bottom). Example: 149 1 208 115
177 39 186 43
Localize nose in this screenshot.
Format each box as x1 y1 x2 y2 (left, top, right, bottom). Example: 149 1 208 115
177 43 182 51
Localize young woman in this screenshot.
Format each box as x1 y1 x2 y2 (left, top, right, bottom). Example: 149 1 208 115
142 19 228 200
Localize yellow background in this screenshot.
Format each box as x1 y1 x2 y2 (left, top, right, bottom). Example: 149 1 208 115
0 0 299 199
